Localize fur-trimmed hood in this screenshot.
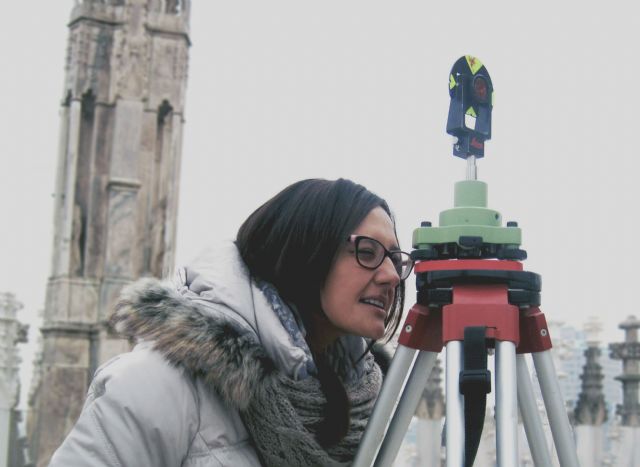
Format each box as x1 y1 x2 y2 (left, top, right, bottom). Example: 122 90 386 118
110 241 371 409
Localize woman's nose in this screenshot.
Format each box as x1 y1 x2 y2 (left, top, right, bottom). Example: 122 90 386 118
375 256 401 286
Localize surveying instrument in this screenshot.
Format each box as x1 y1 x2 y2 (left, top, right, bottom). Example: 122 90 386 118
353 56 580 466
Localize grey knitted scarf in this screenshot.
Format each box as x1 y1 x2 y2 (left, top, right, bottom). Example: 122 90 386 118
241 355 382 467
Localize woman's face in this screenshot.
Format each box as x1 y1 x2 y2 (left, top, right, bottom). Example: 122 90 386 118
319 206 401 341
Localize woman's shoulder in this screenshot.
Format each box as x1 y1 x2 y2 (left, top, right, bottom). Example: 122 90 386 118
50 344 203 467
89 342 200 415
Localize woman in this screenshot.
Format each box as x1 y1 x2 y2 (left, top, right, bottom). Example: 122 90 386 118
50 178 414 467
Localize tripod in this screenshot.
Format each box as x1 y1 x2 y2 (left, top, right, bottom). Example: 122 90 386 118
353 56 580 466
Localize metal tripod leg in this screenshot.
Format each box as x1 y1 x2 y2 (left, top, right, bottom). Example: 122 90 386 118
532 350 580 467
495 341 518 466
446 341 464 467
516 354 554 466
353 346 417 467
374 351 437 466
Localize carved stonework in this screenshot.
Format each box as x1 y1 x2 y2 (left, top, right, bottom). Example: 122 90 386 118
0 294 27 410
609 316 640 427
65 25 117 101
574 346 608 425
574 317 608 426
0 293 28 467
113 31 151 99
27 2 190 465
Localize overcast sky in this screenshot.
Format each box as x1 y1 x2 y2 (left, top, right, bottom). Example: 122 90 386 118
2 1 639 403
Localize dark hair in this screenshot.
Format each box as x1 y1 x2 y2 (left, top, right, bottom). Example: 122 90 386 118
236 178 405 446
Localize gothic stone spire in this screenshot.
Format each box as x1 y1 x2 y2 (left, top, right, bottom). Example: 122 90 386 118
27 2 191 465
609 315 640 426
574 318 607 425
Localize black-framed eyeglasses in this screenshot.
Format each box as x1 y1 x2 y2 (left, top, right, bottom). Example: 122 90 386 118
347 235 415 280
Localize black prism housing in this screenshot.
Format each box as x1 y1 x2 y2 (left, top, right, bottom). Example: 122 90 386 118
446 56 493 158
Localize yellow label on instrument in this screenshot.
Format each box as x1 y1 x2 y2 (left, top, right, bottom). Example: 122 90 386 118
465 55 483 75
449 74 457 90
466 106 477 117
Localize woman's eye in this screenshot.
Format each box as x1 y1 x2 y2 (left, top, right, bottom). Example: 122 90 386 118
358 249 376 258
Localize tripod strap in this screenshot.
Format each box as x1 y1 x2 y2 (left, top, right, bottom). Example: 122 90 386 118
459 326 491 467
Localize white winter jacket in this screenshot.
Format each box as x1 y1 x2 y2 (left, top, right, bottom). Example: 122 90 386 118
49 241 379 467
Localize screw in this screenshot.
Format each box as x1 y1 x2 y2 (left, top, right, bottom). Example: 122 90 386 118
405 324 413 333
540 329 548 337
507 221 518 227
421 221 432 227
